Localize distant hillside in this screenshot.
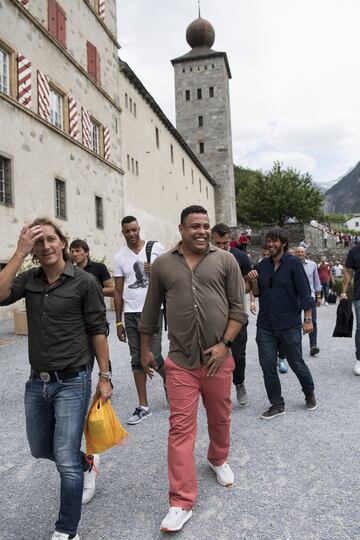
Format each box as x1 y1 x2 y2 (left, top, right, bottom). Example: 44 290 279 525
324 162 360 213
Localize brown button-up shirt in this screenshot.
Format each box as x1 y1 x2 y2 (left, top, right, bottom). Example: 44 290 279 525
139 243 248 369
0 260 108 372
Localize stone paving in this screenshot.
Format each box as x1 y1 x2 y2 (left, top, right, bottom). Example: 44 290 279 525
0 303 359 540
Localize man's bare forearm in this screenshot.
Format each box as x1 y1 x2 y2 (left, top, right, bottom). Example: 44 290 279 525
113 288 124 323
92 334 110 372
342 269 353 295
223 318 243 342
141 332 154 355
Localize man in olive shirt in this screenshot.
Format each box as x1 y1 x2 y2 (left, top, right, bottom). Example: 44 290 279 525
140 205 247 533
0 218 112 540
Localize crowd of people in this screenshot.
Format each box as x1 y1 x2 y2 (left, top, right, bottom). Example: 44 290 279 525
1 207 360 538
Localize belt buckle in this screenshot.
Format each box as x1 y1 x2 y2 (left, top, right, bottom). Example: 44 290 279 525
40 372 51 383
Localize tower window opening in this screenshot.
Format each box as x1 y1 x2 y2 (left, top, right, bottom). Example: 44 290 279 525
209 86 214 97
197 88 202 100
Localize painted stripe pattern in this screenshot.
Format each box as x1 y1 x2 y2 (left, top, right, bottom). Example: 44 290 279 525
98 0 105 19
103 126 110 160
17 54 31 109
82 107 91 149
68 96 78 140
37 70 50 121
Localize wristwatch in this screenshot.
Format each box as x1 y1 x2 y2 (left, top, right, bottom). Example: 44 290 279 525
221 338 233 348
304 317 312 323
99 371 112 380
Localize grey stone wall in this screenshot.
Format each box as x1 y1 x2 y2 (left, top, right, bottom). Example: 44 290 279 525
173 56 237 226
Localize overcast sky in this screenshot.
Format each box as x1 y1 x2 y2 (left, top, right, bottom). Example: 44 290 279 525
117 0 360 185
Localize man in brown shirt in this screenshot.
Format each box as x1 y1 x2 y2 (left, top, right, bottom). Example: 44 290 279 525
140 205 247 533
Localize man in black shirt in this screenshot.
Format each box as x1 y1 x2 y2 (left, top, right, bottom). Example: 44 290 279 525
211 223 257 405
0 218 112 540
249 227 316 419
341 244 360 375
70 239 114 297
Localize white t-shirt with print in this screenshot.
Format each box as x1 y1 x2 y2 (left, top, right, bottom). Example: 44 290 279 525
113 240 165 312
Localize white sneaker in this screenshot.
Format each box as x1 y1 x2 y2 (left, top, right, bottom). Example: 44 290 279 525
51 532 80 540
160 507 193 532
208 461 235 486
82 454 100 504
354 360 360 375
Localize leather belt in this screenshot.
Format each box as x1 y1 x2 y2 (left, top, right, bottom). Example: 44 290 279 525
31 364 88 383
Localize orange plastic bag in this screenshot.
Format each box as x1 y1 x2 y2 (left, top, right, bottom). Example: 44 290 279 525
84 398 128 454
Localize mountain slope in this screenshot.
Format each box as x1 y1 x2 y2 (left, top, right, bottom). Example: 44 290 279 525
324 162 360 213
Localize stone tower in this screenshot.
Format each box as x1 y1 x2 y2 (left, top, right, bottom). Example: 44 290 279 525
171 14 237 226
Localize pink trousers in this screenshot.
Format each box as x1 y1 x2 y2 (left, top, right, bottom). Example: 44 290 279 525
164 355 235 510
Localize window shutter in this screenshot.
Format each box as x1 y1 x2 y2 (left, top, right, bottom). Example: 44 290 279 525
82 107 91 149
103 126 110 160
87 42 97 80
17 54 32 109
96 49 101 84
48 0 58 37
57 4 66 48
98 0 105 20
37 70 50 121
68 96 78 140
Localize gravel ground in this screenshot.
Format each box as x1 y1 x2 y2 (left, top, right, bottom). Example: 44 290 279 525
0 302 359 540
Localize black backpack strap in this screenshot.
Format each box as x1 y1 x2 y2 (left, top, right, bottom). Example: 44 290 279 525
145 241 156 263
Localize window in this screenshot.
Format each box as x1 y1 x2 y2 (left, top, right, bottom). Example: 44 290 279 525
191 169 194 185
182 158 185 176
48 0 66 48
127 154 130 170
90 119 100 154
131 157 134 173
125 93 128 108
129 98 133 113
49 87 63 129
185 90 190 101
209 86 214 97
199 142 204 154
95 196 103 229
135 160 139 176
199 178 202 193
197 88 202 100
87 41 101 83
206 186 209 199
170 144 174 164
155 127 159 149
198 115 203 127
0 48 9 95
133 102 137 117
55 179 66 219
356 222 359 227
0 156 12 205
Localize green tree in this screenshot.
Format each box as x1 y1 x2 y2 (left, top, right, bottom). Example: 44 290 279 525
235 162 324 226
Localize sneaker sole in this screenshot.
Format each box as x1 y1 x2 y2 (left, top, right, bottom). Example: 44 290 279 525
306 405 317 411
160 510 193 532
208 462 235 487
127 412 152 425
260 410 286 420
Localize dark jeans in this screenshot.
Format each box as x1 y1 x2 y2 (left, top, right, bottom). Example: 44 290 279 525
321 281 330 302
309 298 317 348
231 323 248 386
24 369 91 536
256 326 315 406
353 299 360 360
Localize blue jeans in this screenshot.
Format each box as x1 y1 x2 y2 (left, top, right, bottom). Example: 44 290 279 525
256 326 315 406
321 281 330 302
353 299 360 360
24 369 91 535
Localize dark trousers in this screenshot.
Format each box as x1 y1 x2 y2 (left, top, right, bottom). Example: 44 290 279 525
309 298 317 348
321 281 330 302
231 323 248 386
256 325 315 406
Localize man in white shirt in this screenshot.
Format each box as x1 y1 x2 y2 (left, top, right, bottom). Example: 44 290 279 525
113 216 165 425
333 261 344 278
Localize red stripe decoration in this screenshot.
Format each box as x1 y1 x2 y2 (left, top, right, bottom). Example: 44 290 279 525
68 96 78 140
103 126 110 160
17 54 31 109
82 107 91 149
98 0 105 19
19 0 29 8
37 70 50 121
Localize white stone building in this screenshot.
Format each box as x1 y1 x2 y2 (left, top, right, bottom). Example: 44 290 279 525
346 217 360 231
